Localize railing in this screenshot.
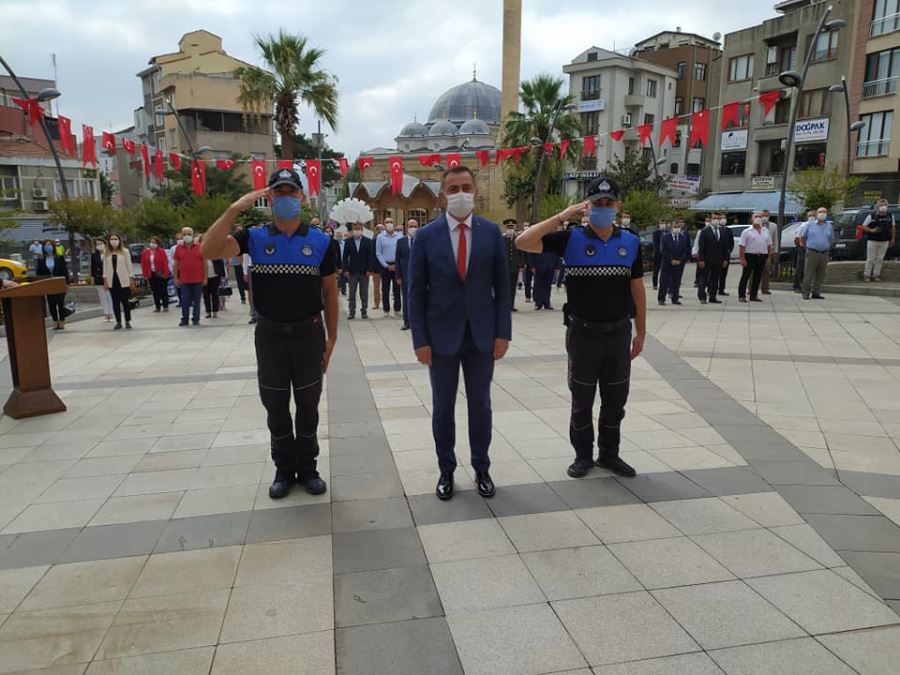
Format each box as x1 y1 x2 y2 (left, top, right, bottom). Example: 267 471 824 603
856 139 891 158
862 76 897 98
871 11 900 37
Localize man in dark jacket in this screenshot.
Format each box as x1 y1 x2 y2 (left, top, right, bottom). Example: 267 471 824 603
342 222 375 319
395 219 417 329
697 213 728 304
502 218 524 312
658 220 691 305
651 222 666 289
718 222 735 296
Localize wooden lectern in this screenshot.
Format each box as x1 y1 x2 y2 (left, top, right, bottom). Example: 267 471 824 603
0 277 67 418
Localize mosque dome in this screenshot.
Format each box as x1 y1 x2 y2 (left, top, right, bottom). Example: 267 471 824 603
429 119 459 137
428 78 501 126
398 121 428 137
459 117 491 135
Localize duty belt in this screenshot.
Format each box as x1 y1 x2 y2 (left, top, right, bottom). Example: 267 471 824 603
256 313 321 335
565 313 630 333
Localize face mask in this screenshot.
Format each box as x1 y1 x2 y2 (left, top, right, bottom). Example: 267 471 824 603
176 239 183 245
505 228 514 236
109 238 120 247
272 195 301 221
659 223 666 230
817 212 827 221
621 218 631 226
761 216 769 224
182 235 193 245
446 192 475 219
588 206 617 229
752 218 762 226
879 206 887 214
673 227 682 235
353 230 362 239
96 243 105 251
44 245 54 254
409 228 417 237
385 223 395 233
149 242 158 249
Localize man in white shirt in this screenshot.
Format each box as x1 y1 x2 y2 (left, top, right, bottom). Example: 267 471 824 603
760 210 778 294
738 211 773 303
168 235 183 306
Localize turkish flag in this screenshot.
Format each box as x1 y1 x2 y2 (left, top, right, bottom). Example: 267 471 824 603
475 150 490 167
496 148 515 164
358 156 374 171
688 110 710 148
168 152 182 171
608 129 625 142
659 117 678 148
582 135 597 156
191 160 206 195
445 153 462 168
215 159 235 170
721 101 740 130
100 131 116 154
543 143 554 155
82 126 97 168
140 144 150 177
636 123 653 146
306 159 321 196
511 146 528 163
154 147 164 180
758 90 782 116
12 97 43 129
57 116 75 156
277 159 293 170
122 138 135 155
388 156 403 195
251 160 267 189
559 140 570 158
418 154 441 166
338 158 349 176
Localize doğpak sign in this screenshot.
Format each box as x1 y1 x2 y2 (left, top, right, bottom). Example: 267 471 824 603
794 118 829 142
721 129 748 151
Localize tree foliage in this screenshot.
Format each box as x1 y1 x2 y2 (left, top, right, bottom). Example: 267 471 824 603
128 197 183 240
99 171 116 206
605 148 666 199
235 30 339 160
281 133 346 185
789 165 864 212
48 197 130 239
153 157 251 206
621 190 670 230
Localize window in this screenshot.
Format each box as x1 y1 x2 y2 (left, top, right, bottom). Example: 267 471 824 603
150 70 160 94
797 88 831 119
694 62 707 81
674 97 684 115
586 52 598 62
857 111 893 157
809 31 839 62
728 54 754 82
0 175 18 202
692 97 706 113
53 179 76 199
757 140 785 174
642 147 654 163
864 48 900 97
646 79 657 98
794 143 827 169
581 111 599 135
724 102 752 129
686 162 701 176
765 44 796 76
643 113 655 125
676 62 687 80
628 77 636 95
721 151 746 176
670 162 679 174
581 75 601 100
763 98 791 125
675 130 683 147
80 179 97 200
871 0 900 37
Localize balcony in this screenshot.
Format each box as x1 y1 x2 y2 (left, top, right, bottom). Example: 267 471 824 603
623 94 644 107
862 77 898 98
871 12 900 37
856 139 891 158
580 89 601 101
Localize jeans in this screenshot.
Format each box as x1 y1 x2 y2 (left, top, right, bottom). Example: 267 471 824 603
180 283 202 323
865 240 890 279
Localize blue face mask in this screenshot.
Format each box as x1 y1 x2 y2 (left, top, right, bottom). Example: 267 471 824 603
272 195 301 221
44 245 54 254
589 206 617 229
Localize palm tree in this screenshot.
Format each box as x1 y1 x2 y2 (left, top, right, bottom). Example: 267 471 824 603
235 30 339 160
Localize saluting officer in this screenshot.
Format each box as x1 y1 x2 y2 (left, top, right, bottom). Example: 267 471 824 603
201 168 338 499
502 218 524 312
516 176 646 479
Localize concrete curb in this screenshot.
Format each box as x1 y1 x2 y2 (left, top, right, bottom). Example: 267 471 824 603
769 282 900 297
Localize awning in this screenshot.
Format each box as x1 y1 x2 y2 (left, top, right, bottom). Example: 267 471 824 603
690 191 805 215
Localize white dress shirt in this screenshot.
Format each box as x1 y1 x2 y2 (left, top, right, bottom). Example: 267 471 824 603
447 212 473 272
739 226 772 254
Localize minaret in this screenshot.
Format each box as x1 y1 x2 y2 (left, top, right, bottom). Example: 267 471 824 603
500 0 522 127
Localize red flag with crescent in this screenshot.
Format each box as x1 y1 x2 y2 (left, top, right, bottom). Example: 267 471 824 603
418 154 441 166
358 156 374 171
191 160 205 195
306 159 321 196
12 97 43 129
511 146 528 163
659 116 678 148
101 131 116 154
608 129 625 142
582 135 597 156
57 116 75 156
215 159 235 170
388 156 403 195
475 150 490 167
495 148 514 164
688 110 710 148
251 160 267 189
758 90 782 116
122 138 135 155
445 153 462 168
636 123 653 146
543 143 554 155
154 147 164 180
140 143 150 177
82 126 97 168
337 158 349 176
277 159 293 170
168 152 182 171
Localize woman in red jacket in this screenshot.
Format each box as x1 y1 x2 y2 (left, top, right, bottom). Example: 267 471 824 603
141 236 171 312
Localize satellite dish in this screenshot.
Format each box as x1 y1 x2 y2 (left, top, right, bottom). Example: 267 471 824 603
712 32 722 42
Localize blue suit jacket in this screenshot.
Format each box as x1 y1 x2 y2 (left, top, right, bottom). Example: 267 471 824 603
407 214 512 355
660 231 691 263
395 236 412 282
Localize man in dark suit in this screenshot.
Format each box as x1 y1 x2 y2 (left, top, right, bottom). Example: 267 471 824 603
658 220 691 305
651 222 666 289
408 166 512 501
502 218 523 312
341 222 374 319
395 218 417 330
719 221 735 296
522 222 534 302
697 213 727 304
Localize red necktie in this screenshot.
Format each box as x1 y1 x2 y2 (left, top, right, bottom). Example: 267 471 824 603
457 222 467 281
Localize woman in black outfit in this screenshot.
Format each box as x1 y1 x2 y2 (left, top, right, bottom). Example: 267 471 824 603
36 239 69 330
324 225 342 272
91 238 114 322
200 236 226 319
102 232 136 330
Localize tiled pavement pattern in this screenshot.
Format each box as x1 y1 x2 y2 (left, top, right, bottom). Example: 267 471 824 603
0 279 899 673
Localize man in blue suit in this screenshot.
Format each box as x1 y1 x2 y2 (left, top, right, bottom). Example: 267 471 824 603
657 220 691 305
341 222 375 319
407 166 512 501
395 218 417 330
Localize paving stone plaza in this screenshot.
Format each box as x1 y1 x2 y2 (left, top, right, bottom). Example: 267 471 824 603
1 282 899 674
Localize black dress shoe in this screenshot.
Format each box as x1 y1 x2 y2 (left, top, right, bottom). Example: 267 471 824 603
812 294 825 299
699 299 707 304
301 475 327 495
567 458 594 478
596 455 637 477
671 300 682 305
749 297 762 302
709 299 722 304
268 470 295 499
475 470 495 498
511 307 518 312
436 471 454 500
719 291 730 296
545 305 554 310
401 324 410 330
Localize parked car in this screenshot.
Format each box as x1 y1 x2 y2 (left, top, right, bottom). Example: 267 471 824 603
637 231 655 268
0 257 28 281
832 206 900 261
727 224 749 262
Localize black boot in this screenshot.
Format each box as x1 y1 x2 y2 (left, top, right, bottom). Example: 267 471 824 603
596 455 637 477
567 458 595 478
268 469 295 499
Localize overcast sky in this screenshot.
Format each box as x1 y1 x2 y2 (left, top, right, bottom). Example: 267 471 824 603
2 0 778 160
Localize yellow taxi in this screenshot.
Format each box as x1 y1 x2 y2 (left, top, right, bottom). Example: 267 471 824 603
0 257 28 282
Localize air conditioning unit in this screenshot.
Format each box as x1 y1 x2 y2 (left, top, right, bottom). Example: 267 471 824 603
621 113 633 127
34 200 49 212
32 187 47 199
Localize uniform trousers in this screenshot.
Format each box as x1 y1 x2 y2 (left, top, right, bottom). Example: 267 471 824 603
566 320 631 460
255 316 324 479
533 267 555 308
508 272 519 309
523 268 533 300
738 253 767 300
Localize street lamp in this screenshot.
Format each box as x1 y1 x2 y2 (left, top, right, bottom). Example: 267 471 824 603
531 100 576 222
776 4 847 253
828 77 867 179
